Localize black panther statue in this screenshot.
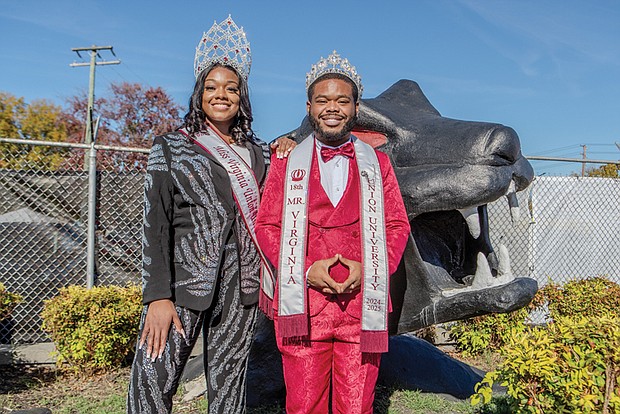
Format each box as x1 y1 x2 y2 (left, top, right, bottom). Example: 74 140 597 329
280 79 538 334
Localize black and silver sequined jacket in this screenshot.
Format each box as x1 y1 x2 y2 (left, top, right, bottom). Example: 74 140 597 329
141 131 270 310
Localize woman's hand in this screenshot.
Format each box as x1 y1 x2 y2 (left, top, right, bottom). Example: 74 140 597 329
270 136 297 159
139 299 185 362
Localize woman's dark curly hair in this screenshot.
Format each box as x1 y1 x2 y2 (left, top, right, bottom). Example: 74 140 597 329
181 63 255 144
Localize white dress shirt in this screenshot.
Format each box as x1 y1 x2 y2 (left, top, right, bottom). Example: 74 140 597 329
315 137 353 207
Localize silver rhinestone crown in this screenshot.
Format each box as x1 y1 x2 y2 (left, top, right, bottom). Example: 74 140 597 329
305 50 363 99
194 15 252 80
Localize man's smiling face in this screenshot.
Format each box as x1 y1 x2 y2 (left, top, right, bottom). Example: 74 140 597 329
307 77 359 146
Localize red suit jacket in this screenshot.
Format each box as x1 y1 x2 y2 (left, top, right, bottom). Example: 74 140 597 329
256 142 410 322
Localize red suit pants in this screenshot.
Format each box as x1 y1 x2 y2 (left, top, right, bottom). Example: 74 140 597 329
275 297 381 414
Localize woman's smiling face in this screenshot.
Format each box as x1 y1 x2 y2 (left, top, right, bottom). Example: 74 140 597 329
201 65 240 135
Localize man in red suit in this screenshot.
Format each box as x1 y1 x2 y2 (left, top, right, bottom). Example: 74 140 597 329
255 51 410 414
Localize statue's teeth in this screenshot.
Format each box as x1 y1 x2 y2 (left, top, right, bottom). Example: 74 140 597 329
496 244 515 283
458 207 481 239
442 247 516 297
505 180 520 224
471 252 494 288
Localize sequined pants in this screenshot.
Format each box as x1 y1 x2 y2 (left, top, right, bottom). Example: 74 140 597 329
127 262 258 413
275 299 381 414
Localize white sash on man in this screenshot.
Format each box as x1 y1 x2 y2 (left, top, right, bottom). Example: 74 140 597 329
180 127 275 297
279 135 390 352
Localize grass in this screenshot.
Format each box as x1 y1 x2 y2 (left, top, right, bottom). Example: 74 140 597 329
0 372 513 414
51 394 126 414
375 386 476 414
0 352 511 414
448 349 504 373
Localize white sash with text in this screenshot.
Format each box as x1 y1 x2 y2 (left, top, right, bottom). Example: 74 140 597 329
279 136 389 336
184 127 275 288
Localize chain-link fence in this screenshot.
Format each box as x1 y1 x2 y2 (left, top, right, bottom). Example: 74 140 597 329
0 138 148 344
1 138 619 344
488 175 619 286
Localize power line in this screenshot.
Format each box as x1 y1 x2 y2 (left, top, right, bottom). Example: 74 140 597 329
527 155 618 164
115 61 150 86
530 142 618 156
532 144 581 156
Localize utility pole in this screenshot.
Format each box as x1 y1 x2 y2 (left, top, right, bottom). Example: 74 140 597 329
581 144 587 177
70 46 120 289
70 45 120 171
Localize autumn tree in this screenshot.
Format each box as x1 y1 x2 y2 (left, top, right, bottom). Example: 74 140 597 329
61 91 120 171
0 92 23 138
0 92 69 170
0 92 24 166
62 82 183 171
101 82 180 148
2 84 182 171
586 163 620 178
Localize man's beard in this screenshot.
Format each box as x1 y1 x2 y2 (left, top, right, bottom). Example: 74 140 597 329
309 113 357 143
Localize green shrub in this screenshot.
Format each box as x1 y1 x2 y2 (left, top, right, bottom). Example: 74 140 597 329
41 284 142 374
449 309 529 357
472 315 620 413
534 276 620 320
450 276 620 356
0 282 22 320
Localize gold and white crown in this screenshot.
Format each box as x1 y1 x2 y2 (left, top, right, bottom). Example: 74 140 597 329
305 50 363 99
194 15 252 80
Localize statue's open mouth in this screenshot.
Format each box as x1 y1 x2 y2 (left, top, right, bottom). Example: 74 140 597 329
414 194 520 298
387 193 537 334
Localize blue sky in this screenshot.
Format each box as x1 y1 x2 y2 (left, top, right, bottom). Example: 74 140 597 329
1 0 619 175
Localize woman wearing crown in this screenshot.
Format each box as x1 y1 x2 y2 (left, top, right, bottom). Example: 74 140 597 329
127 16 294 414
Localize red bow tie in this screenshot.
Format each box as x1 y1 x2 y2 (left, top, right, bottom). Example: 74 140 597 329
320 142 355 162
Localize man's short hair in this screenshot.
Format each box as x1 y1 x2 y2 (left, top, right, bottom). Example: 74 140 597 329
307 73 359 102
